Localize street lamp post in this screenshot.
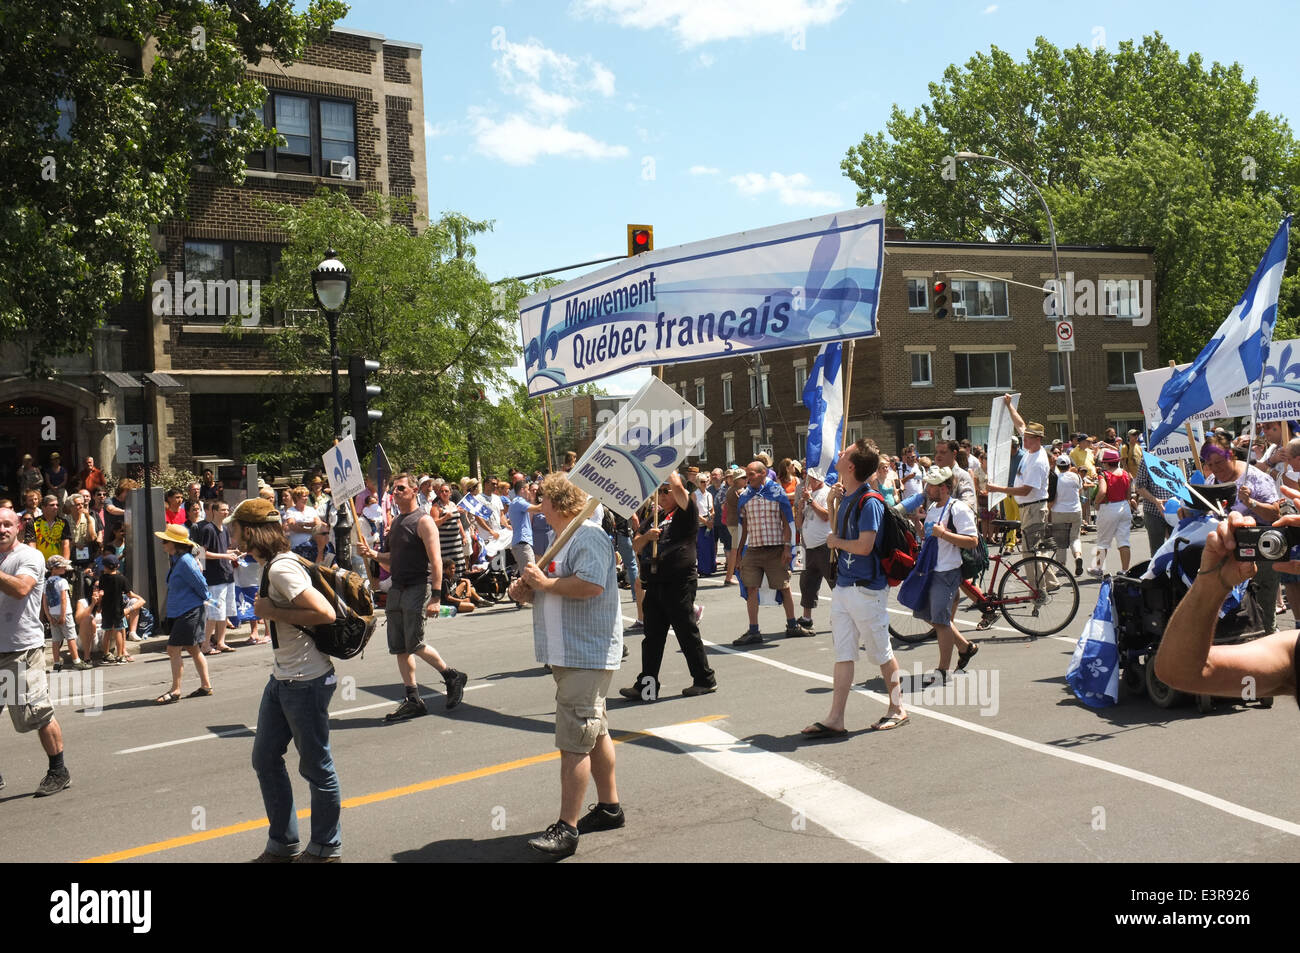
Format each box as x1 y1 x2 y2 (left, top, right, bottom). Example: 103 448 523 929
311 249 355 568
955 152 1077 436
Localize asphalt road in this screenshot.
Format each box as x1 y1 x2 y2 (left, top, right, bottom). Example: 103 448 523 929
4 528 1298 865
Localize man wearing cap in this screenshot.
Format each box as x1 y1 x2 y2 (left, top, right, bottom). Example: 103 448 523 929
0 504 72 796
986 396 1055 581
794 467 834 631
1121 430 1144 479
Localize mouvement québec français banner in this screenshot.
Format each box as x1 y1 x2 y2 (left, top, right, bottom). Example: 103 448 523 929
518 205 885 397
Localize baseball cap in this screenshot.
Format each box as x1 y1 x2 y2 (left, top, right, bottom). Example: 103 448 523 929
924 465 953 485
101 553 119 569
47 555 71 571
226 498 282 525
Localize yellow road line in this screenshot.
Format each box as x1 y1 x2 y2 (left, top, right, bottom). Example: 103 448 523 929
79 713 726 863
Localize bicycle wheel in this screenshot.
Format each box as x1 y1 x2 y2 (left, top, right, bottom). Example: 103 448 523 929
888 609 937 644
997 556 1079 637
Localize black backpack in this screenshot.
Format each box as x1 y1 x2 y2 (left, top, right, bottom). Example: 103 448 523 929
846 490 918 586
260 553 377 660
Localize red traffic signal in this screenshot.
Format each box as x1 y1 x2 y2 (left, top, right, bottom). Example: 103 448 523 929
627 224 654 256
932 278 950 319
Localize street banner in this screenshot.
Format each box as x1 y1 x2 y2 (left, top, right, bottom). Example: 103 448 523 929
1135 365 1210 461
1252 338 1300 422
519 205 886 396
322 436 365 505
568 376 712 519
985 393 1020 512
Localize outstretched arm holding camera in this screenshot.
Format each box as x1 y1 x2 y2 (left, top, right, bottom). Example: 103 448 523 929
1156 508 1298 700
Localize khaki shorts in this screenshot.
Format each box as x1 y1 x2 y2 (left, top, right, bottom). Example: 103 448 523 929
739 545 790 590
551 666 613 754
0 647 56 733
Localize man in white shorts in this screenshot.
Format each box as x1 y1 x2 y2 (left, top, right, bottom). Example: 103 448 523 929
800 441 907 737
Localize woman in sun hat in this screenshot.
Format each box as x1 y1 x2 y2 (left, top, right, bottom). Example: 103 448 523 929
152 523 212 704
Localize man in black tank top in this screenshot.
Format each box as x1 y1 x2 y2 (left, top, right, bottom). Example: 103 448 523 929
356 472 468 721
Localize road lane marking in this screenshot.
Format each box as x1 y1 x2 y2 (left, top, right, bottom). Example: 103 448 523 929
648 721 1007 862
81 714 727 863
114 685 494 755
705 639 1300 839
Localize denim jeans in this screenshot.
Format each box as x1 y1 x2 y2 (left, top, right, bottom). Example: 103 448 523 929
251 670 341 858
615 533 638 585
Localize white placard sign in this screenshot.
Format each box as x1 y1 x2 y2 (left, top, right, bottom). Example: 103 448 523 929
321 436 365 505
1135 366 1213 462
985 393 1020 512
568 376 712 519
1253 338 1300 422
115 424 155 464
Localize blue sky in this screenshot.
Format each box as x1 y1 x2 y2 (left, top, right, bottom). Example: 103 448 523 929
337 0 1300 393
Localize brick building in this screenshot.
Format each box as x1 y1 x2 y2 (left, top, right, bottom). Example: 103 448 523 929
662 239 1158 469
0 26 427 488
547 393 631 460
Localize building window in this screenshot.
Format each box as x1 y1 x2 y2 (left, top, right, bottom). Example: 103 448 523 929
846 422 862 446
181 240 281 318
1048 352 1065 390
1111 418 1145 438
246 93 357 178
695 379 706 407
954 351 1012 391
910 352 932 387
578 415 589 437
906 278 928 311
951 279 1009 319
749 367 770 407
724 432 735 465
1107 350 1142 388
1103 279 1144 320
969 425 990 448
795 425 808 457
722 377 733 413
793 363 808 403
1053 422 1071 443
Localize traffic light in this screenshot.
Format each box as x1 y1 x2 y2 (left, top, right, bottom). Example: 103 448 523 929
627 224 653 256
932 276 950 319
348 356 382 439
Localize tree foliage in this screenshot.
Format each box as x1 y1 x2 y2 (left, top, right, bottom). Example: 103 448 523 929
842 33 1300 360
0 0 347 360
236 190 535 476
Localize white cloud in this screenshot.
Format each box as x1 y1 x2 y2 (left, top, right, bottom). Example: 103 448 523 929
689 164 720 175
492 36 616 100
425 119 459 138
697 52 716 67
574 0 848 47
982 4 998 12
729 171 841 208
472 113 629 165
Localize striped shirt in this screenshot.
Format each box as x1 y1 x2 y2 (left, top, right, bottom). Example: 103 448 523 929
532 522 621 670
436 501 465 571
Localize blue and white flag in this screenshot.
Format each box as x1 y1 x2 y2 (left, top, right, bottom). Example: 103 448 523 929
1145 456 1194 507
1151 216 1291 448
458 494 492 521
1065 580 1120 708
803 341 844 484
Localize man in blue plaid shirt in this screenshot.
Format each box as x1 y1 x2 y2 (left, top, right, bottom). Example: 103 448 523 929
509 473 623 859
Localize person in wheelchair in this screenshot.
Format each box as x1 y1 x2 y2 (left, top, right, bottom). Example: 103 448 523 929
1157 505 1299 706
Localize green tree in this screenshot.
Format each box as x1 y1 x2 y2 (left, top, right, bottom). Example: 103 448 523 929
237 189 528 474
0 0 347 359
842 33 1300 360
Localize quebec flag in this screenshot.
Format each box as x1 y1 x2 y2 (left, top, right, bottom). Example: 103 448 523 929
803 341 844 483
1151 216 1291 449
1065 580 1120 708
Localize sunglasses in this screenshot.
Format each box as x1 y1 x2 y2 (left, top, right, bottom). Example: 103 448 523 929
392 485 412 492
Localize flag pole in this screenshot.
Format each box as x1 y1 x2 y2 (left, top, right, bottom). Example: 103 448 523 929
828 340 854 547
540 395 555 472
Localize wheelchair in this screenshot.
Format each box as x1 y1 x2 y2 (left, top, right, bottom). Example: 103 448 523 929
466 541 522 606
1110 539 1275 713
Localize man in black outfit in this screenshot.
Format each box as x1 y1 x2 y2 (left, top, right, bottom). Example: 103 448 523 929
620 470 717 702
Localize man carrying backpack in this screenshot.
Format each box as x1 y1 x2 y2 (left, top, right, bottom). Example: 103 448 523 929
801 441 907 738
226 497 342 862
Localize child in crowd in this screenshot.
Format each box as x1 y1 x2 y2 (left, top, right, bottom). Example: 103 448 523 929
44 556 92 671
97 553 131 663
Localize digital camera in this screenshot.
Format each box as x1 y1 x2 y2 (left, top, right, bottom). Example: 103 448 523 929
1233 526 1300 562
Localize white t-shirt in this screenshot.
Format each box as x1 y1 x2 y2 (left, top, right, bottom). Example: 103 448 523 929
1051 471 1082 514
901 463 923 498
0 543 46 652
1015 448 1050 504
693 489 714 524
802 485 831 549
266 554 332 681
926 499 978 572
285 504 318 548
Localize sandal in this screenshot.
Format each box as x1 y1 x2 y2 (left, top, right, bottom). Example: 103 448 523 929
187 686 214 698
956 643 979 671
247 636 271 645
870 713 910 731
155 692 181 705
218 645 237 653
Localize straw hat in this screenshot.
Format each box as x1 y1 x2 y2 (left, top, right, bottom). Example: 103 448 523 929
154 523 193 546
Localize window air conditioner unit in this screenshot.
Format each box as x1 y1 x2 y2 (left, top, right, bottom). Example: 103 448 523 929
328 159 354 179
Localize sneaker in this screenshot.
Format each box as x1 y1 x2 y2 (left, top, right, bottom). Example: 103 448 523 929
576 804 626 834
624 620 645 633
72 659 92 671
443 670 468 710
732 630 763 647
796 617 814 631
1075 558 1084 576
384 696 428 722
251 850 300 863
96 654 115 666
35 767 70 798
294 851 341 863
693 604 704 624
682 682 717 697
785 620 813 638
127 633 144 642
528 821 579 858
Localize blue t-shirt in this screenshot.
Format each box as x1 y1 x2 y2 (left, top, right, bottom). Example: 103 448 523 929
835 488 886 589
508 497 534 547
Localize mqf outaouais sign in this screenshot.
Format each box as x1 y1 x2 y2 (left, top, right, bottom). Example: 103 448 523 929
322 436 365 504
519 205 885 396
568 376 712 519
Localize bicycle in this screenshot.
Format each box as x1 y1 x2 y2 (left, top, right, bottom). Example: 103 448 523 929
889 519 1080 643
